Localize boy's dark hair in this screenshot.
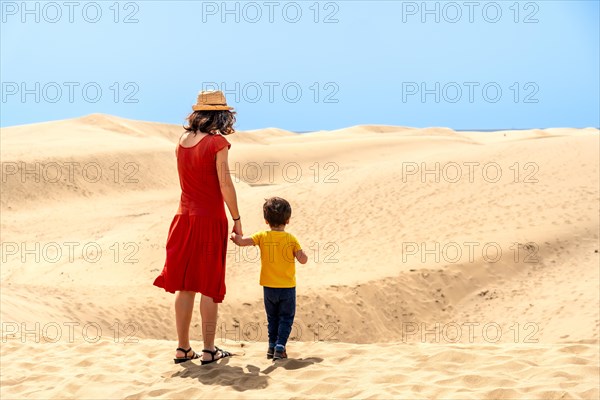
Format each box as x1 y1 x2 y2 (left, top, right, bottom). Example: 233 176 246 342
263 197 292 227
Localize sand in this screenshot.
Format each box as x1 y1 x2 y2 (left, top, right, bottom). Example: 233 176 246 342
1 114 599 399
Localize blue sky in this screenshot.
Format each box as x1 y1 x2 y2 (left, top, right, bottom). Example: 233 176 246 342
1 0 599 130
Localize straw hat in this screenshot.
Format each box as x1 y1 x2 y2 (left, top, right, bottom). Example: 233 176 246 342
192 90 234 111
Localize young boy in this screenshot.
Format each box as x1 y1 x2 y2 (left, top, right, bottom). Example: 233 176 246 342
231 197 308 360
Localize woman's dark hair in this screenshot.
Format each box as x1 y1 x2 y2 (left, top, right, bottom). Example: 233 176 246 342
183 110 236 135
263 197 292 227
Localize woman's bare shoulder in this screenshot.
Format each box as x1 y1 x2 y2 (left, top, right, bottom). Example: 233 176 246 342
179 131 210 147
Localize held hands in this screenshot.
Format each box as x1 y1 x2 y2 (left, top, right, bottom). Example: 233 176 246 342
229 217 243 246
230 226 255 247
232 219 243 236
230 232 243 246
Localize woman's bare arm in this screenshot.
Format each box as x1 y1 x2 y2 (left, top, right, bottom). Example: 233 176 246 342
216 146 242 235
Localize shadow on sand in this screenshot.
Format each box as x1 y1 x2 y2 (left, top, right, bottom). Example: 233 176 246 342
261 357 324 374
171 357 323 391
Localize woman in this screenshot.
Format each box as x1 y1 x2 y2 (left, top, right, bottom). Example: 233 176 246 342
153 90 242 365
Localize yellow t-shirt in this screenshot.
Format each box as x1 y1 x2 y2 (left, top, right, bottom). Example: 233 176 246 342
251 230 302 288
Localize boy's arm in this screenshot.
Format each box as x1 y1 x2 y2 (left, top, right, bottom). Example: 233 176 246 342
230 233 255 247
295 249 308 264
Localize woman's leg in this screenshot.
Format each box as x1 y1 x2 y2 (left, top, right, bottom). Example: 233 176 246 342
175 290 196 357
200 294 220 360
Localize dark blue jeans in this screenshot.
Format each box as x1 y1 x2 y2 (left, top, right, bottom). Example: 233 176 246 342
263 287 296 348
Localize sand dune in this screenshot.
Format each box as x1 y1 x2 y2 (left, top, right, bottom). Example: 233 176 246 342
1 114 599 399
1 339 597 399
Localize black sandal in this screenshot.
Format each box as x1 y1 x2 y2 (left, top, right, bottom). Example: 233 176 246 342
173 347 201 364
201 346 232 365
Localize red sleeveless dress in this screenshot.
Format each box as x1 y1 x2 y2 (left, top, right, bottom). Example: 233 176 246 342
153 134 231 303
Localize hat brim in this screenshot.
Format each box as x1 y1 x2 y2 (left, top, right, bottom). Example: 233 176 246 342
192 104 234 111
